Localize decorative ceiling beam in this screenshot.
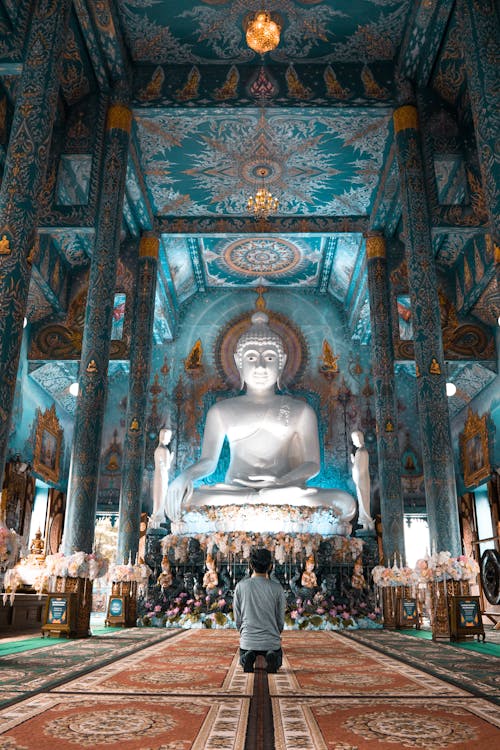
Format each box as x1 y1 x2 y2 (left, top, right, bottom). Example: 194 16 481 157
0 0 32 65
187 237 206 293
369 142 401 234
74 0 132 89
132 62 395 109
153 265 177 343
154 216 369 235
397 0 455 86
433 206 489 230
318 236 337 294
127 134 154 230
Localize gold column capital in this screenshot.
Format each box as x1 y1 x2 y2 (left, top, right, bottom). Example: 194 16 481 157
139 235 159 259
106 103 132 133
393 104 419 133
366 234 386 259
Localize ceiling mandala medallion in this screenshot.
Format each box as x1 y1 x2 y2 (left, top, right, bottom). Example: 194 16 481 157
224 237 300 276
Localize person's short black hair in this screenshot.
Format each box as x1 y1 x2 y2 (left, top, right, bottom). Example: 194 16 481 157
249 547 272 574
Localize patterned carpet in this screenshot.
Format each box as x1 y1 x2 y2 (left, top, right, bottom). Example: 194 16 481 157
271 631 500 749
0 628 498 749
342 629 500 705
0 626 178 708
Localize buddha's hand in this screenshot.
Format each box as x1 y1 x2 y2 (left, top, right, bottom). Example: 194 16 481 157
166 475 193 520
233 475 279 488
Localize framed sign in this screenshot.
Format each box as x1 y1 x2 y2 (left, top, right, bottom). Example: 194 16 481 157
398 598 419 628
460 408 491 489
449 596 485 641
105 595 127 626
33 405 63 484
42 593 77 637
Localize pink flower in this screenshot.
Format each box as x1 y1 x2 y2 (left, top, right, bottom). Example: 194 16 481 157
290 610 299 620
154 605 162 612
316 608 325 615
342 612 351 619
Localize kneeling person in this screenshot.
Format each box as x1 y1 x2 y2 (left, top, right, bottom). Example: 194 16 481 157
233 547 286 674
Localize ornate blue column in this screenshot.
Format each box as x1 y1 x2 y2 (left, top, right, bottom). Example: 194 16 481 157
117 234 159 564
393 102 461 556
366 233 405 564
0 0 71 484
63 97 132 554
457 0 500 243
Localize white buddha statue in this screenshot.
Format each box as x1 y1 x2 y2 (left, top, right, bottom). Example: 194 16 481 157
350 430 375 531
165 312 357 534
151 427 173 527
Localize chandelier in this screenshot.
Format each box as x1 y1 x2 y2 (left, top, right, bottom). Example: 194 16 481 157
245 11 281 55
247 168 279 218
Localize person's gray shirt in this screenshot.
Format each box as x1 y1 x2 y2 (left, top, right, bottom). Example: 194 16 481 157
233 575 286 651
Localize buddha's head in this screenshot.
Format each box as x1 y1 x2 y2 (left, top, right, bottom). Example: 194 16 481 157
351 430 365 448
234 312 287 390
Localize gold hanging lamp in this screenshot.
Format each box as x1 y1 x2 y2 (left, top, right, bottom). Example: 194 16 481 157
247 167 279 218
245 11 281 55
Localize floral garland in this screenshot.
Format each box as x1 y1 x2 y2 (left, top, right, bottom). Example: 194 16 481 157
138 591 382 632
108 562 152 596
415 552 480 583
0 523 21 570
372 552 480 587
161 531 363 564
371 564 418 588
44 551 109 580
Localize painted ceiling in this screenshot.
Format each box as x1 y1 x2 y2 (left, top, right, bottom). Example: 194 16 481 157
117 0 410 64
0 0 495 414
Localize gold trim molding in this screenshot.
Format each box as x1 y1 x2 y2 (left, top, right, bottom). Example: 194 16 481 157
393 105 419 133
366 235 386 259
139 236 159 259
106 104 133 133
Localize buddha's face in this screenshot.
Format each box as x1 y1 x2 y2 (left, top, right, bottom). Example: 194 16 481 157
159 428 172 444
238 343 284 391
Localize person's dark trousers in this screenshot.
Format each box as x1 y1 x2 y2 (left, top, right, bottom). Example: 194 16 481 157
240 647 283 673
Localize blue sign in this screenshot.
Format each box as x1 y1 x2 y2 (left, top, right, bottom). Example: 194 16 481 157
48 597 68 625
109 597 124 617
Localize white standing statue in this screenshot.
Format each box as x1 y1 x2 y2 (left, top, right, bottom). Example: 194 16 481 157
151 427 173 527
166 312 357 532
350 430 375 531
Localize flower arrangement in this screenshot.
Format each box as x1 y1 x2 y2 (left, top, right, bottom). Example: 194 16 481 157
108 561 152 596
415 552 479 583
44 551 109 580
161 531 363 564
285 592 381 631
138 589 382 631
0 523 21 570
371 564 418 588
140 591 236 630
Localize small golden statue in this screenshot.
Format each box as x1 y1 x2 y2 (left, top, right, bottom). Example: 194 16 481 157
430 357 441 375
203 553 219 591
29 528 45 563
157 555 173 589
301 555 317 589
319 340 339 378
351 556 366 590
185 339 204 372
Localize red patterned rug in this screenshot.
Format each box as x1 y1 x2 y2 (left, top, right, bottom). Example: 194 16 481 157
0 630 249 750
1 629 499 749
271 632 500 749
